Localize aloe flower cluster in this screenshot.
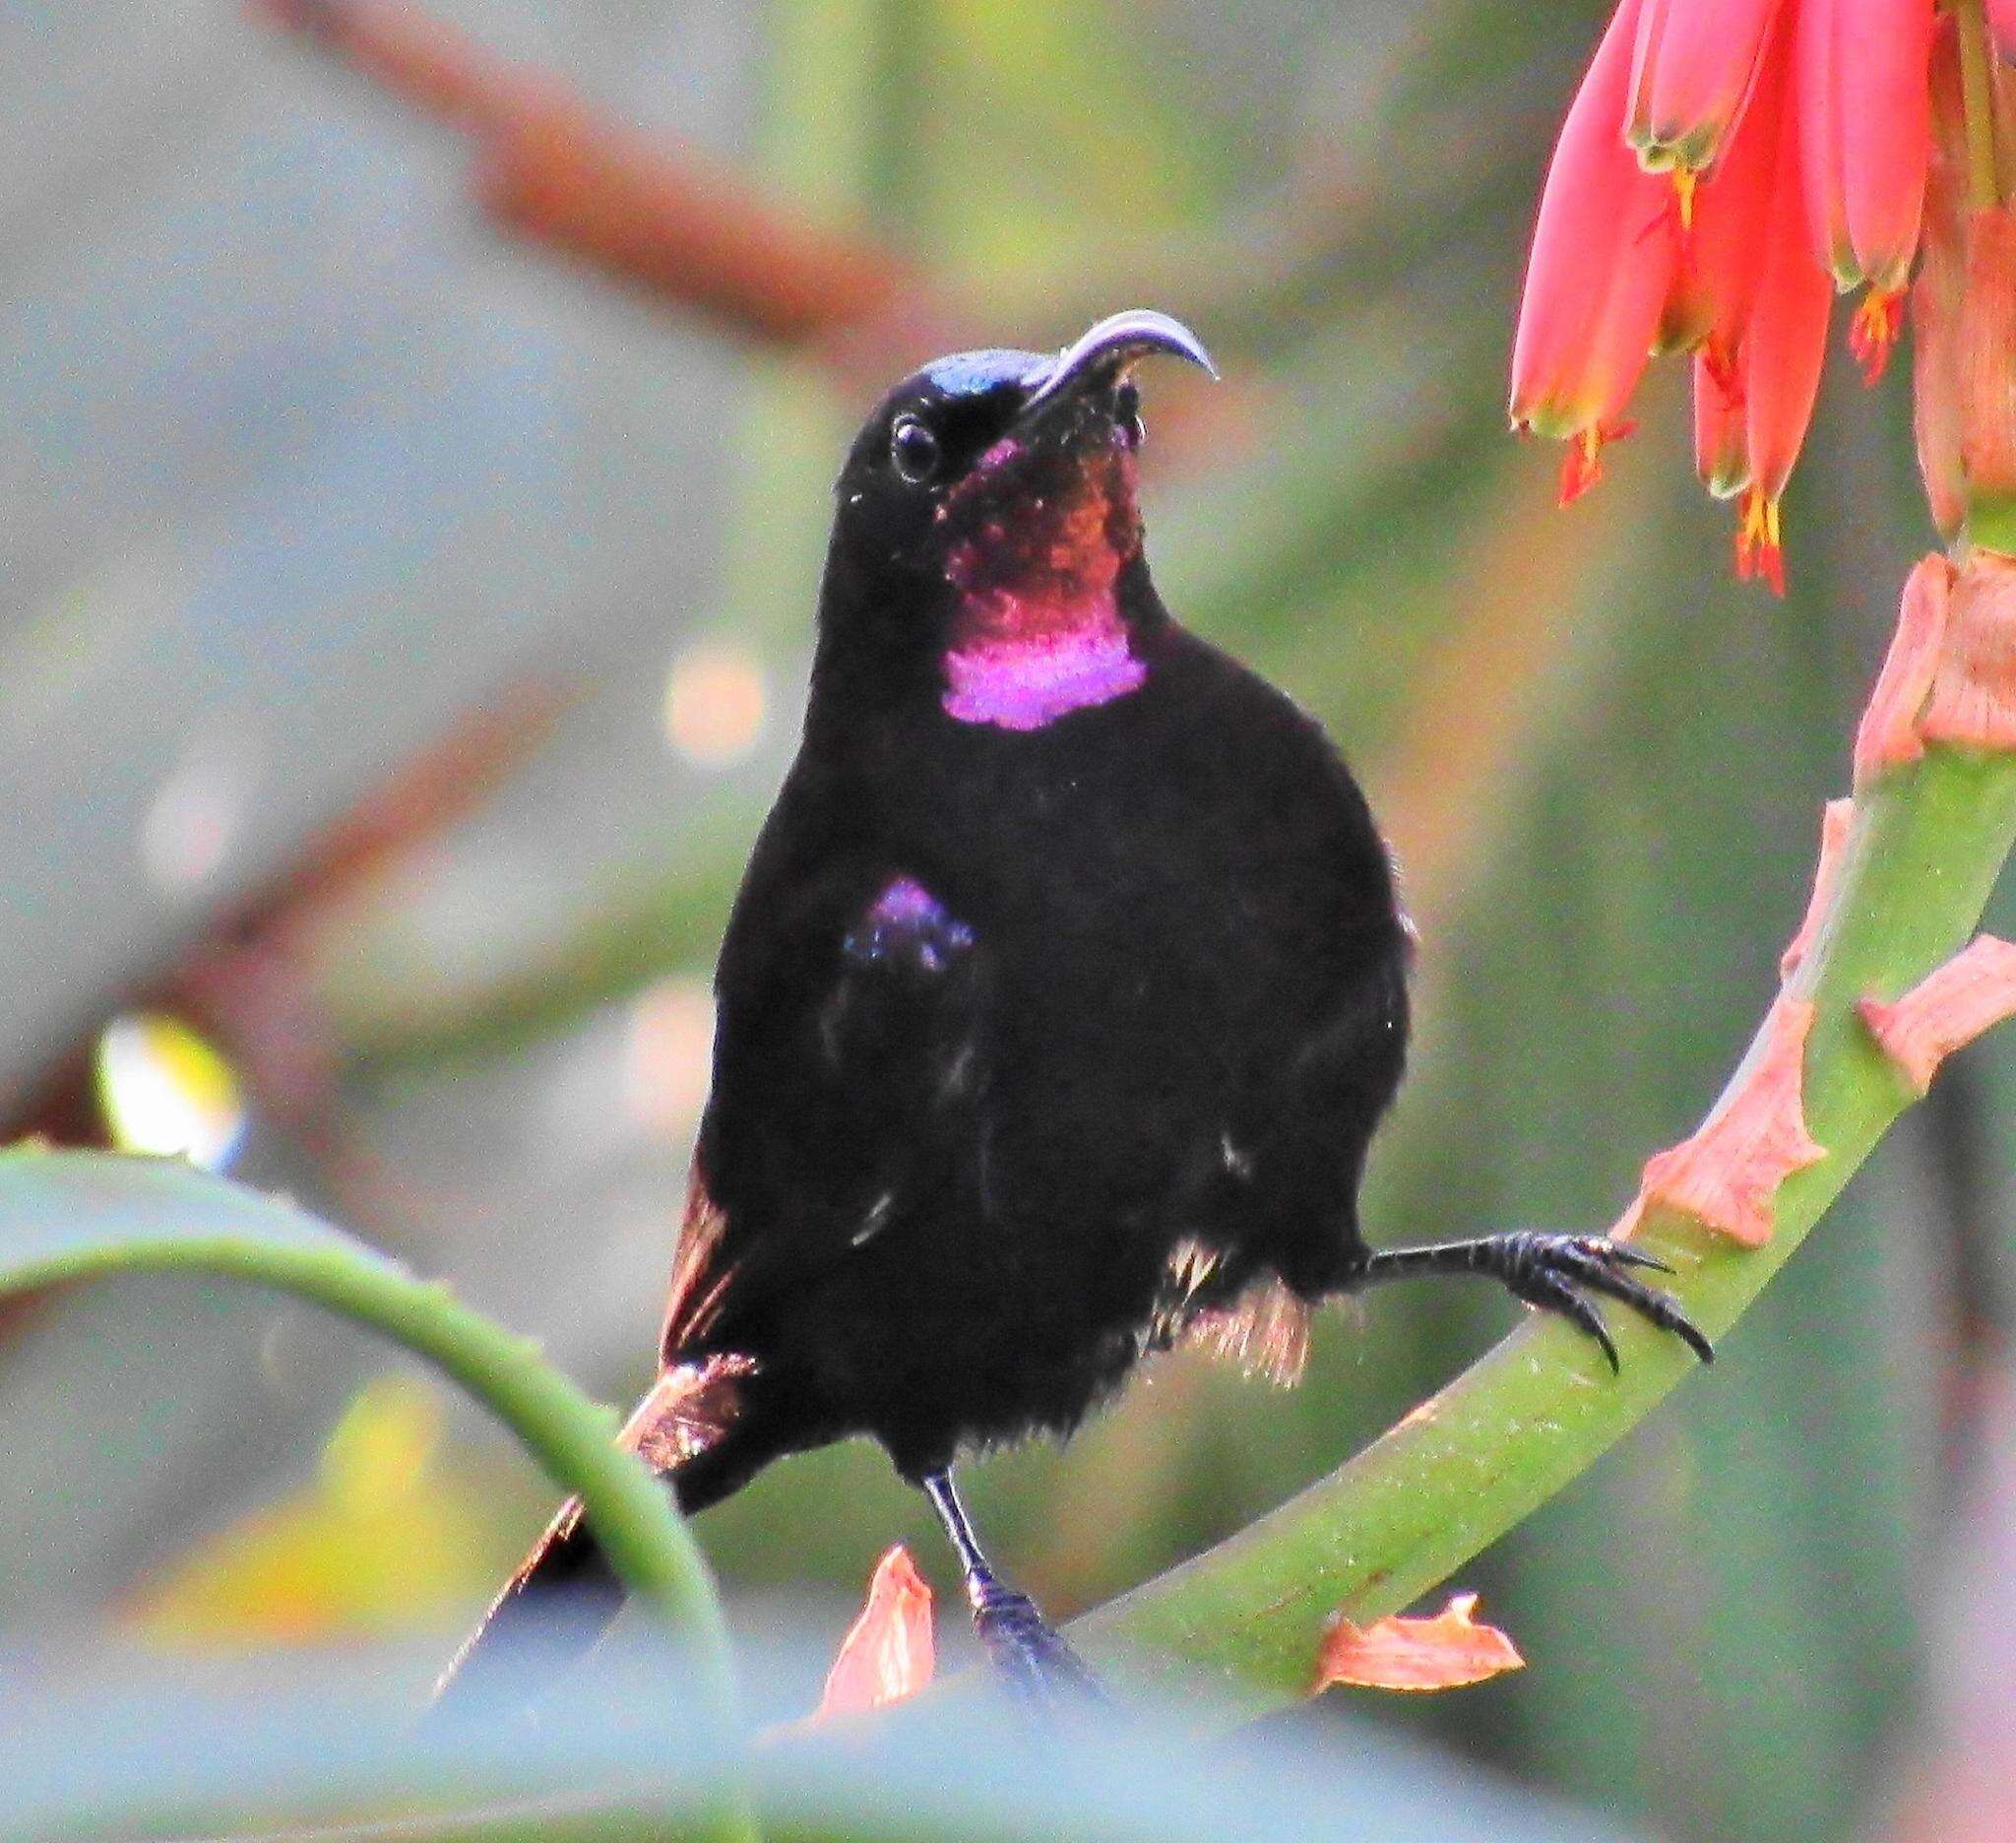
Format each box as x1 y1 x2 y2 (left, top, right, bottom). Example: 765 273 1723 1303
1511 0 2016 591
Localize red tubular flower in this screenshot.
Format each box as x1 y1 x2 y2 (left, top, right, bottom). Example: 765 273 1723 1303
1515 0 1958 579
1737 87 1835 593
1660 16 1793 354
1628 0 1786 173
1796 0 1935 291
1694 347 1751 496
1511 0 1681 496
1912 15 1969 536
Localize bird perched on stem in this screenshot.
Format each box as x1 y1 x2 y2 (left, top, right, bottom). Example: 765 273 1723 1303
440 309 1710 1708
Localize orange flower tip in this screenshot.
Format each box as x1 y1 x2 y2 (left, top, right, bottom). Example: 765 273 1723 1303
1858 936 2016 1096
1556 421 1637 507
1847 289 1906 388
1852 554 1952 789
1734 489 1786 596
1920 550 2016 753
1313 1593 1524 1694
1638 995 1825 1248
1780 798 1856 982
813 1545 936 1723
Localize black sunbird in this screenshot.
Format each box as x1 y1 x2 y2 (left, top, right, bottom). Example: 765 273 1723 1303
440 309 1710 1707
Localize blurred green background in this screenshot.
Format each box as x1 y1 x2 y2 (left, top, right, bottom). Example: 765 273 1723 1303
4 3 2013 1840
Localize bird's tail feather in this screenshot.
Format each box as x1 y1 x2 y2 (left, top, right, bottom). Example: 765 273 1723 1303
433 1352 761 1713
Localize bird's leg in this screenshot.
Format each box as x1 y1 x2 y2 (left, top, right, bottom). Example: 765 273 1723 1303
1347 1232 1714 1371
919 1469 1102 1708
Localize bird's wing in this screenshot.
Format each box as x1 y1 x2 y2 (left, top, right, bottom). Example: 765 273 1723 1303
660 862 993 1364
1168 932 1411 1382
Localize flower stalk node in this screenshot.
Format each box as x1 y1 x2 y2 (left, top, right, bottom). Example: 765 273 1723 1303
1858 933 2016 1092
1626 996 1826 1247
1313 1593 1524 1694
1781 798 1858 979
1855 553 1956 786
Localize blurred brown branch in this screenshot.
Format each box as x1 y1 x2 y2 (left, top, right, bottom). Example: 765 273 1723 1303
252 0 1419 413
1 682 571 1150
256 0 960 386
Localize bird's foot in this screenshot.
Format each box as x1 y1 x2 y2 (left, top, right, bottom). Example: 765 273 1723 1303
971 1582 1104 1711
1485 1231 1713 1370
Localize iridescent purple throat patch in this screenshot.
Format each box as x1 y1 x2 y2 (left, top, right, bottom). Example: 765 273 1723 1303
941 604 1147 731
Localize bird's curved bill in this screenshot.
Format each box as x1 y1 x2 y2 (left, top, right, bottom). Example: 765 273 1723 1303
1022 309 1218 413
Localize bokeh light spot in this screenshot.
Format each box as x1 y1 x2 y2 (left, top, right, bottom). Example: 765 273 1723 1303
95 1012 248 1171
141 747 250 895
624 976 716 1138
662 642 768 767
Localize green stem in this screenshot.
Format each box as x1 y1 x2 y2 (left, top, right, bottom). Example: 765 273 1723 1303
0 1152 754 1841
1956 0 2003 211
1071 742 2016 1709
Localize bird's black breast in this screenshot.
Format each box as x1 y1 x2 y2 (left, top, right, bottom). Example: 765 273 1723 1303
691 620 1409 1471
898 622 1405 1210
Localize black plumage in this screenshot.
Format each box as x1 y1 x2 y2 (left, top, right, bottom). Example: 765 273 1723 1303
441 311 1707 1707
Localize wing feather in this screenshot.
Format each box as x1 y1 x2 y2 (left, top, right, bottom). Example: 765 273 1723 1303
661 868 990 1365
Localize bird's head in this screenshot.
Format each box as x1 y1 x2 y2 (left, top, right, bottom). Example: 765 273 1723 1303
816 310 1216 731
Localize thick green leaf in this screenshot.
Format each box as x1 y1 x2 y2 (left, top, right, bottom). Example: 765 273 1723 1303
0 1150 738 1731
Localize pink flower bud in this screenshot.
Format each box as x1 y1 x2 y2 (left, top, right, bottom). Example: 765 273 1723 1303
1660 14 1792 354
1734 80 1834 591
1693 347 1752 497
1796 0 1935 291
1511 0 1682 457
1913 17 1970 537
1627 0 1787 172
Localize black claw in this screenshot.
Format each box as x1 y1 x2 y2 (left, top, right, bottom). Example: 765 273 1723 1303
1598 1243 1674 1275
1504 1234 1713 1371
1661 1308 1717 1367
973 1585 1104 1711
1543 1280 1619 1372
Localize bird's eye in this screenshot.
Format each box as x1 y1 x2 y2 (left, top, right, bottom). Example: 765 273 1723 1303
890 414 942 484
1115 381 1145 449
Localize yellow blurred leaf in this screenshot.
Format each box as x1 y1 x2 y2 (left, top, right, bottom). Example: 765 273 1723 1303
124 1376 499 1649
